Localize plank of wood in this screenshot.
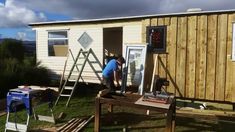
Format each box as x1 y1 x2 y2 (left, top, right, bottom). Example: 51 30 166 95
57 118 76 131
167 17 177 94
225 13 235 102
142 19 150 43
215 14 228 101
206 15 217 100
186 15 197 98
150 55 158 92
151 18 158 26
73 115 94 132
142 19 151 88
97 89 110 97
61 118 82 132
158 18 164 26
158 18 167 79
196 15 207 99
232 63 235 102
176 17 187 97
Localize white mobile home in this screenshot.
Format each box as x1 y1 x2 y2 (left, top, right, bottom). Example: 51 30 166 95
30 9 235 103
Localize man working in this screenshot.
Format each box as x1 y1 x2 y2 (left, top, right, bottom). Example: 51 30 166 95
102 56 125 92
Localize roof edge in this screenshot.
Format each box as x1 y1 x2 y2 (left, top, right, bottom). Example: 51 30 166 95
29 9 235 26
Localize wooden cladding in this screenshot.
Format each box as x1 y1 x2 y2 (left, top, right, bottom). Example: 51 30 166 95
142 13 235 103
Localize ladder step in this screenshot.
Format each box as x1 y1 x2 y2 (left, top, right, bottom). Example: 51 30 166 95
68 79 77 82
81 51 88 53
60 94 71 97
95 71 102 73
90 61 98 63
64 86 73 90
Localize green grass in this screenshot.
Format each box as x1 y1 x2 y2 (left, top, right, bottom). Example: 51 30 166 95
1 84 235 132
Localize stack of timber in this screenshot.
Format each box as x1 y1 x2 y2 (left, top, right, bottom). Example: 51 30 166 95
57 115 94 132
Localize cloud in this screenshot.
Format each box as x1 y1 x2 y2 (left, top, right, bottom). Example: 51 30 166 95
17 32 26 40
12 0 235 20
1 0 235 27
0 0 46 28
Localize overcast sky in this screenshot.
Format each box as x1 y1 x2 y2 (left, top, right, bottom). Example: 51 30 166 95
0 0 235 40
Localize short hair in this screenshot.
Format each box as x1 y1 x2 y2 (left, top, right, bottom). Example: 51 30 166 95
117 56 125 63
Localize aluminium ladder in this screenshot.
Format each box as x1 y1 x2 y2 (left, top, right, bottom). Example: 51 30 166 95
55 48 103 107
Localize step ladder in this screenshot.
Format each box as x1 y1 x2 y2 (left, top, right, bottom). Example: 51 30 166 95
55 48 103 107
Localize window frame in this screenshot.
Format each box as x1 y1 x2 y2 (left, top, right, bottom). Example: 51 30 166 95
146 26 167 53
47 30 69 57
232 23 235 61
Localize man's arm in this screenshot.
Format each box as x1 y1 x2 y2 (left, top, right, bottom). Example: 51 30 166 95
114 70 120 87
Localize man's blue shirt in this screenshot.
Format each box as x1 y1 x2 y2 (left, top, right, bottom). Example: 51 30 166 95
102 59 118 78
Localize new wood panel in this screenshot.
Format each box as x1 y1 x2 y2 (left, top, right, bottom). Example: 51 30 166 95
225 14 235 101
158 18 167 78
166 17 177 94
215 14 228 101
206 15 217 100
176 17 187 97
196 15 207 99
186 16 197 98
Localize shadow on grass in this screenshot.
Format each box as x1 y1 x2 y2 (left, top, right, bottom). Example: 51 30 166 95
100 112 166 132
176 114 235 132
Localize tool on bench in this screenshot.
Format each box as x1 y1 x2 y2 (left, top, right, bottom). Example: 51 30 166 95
143 75 170 104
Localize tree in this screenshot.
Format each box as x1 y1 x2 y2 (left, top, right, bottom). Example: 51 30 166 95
0 39 24 61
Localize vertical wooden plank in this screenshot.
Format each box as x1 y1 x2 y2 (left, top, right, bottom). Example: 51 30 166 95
186 16 197 98
167 17 177 94
225 14 235 101
196 15 207 99
232 63 235 102
215 14 228 101
151 18 158 76
164 17 171 26
206 15 217 100
158 18 167 78
158 18 164 26
142 19 151 43
176 17 187 97
142 19 151 90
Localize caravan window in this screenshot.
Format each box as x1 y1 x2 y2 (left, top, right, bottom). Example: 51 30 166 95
48 31 68 56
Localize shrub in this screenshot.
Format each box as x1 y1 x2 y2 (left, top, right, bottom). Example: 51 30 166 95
0 39 51 99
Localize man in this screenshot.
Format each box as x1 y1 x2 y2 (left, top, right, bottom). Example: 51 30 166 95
102 56 125 92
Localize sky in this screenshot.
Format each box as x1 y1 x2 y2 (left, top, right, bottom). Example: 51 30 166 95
0 0 235 40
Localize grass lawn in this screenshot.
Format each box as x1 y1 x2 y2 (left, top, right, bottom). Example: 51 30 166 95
1 83 235 132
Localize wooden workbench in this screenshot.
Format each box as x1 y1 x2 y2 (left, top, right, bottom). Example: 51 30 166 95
95 91 176 132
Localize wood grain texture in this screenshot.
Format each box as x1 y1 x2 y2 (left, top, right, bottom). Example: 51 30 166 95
225 13 235 102
206 15 217 100
167 17 177 94
196 15 207 99
215 14 228 101
186 16 197 98
176 17 187 97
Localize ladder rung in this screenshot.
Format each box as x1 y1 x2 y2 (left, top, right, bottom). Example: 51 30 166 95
78 57 85 59
76 64 83 65
90 61 98 63
60 94 70 97
95 71 102 73
81 51 88 53
68 79 77 82
64 86 73 90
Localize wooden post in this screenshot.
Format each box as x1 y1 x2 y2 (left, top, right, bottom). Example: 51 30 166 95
150 54 159 92
95 97 101 132
166 109 173 132
108 104 113 113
